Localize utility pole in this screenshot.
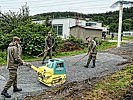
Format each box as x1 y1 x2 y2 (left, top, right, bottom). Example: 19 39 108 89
117 2 123 47
0 6 2 17
111 1 133 47
0 6 1 13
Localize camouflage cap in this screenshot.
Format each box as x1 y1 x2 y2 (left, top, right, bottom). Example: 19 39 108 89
48 31 52 34
13 36 20 42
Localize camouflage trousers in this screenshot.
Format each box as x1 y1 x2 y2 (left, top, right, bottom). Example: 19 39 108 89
42 49 52 61
86 53 97 67
4 69 17 90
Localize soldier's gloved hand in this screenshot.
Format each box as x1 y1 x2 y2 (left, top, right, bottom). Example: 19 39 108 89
86 52 90 56
23 62 31 67
26 63 32 67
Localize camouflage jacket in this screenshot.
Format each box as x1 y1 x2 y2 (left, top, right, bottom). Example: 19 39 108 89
7 42 23 69
45 36 55 49
88 40 97 54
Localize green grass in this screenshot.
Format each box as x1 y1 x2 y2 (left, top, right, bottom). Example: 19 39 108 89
106 35 133 41
122 36 133 40
83 65 133 99
0 51 7 65
97 41 117 51
54 41 117 57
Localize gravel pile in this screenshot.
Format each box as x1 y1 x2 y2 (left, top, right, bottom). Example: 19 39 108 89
107 43 133 65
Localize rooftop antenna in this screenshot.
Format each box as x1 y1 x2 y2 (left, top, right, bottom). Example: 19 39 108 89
111 0 133 47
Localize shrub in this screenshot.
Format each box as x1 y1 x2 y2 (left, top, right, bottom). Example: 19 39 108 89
0 51 7 65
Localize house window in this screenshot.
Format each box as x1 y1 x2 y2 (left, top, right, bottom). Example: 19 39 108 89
86 22 96 26
53 24 63 35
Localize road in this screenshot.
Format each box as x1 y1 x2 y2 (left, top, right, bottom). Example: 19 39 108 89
0 51 127 100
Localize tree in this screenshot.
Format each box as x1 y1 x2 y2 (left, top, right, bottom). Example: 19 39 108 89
109 23 118 32
44 16 52 27
0 5 30 34
122 18 132 31
0 4 54 55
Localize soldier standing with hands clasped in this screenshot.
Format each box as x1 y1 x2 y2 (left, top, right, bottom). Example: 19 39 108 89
42 31 55 64
84 36 97 68
1 36 30 98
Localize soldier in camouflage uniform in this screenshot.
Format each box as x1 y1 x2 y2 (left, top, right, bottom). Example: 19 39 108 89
42 32 55 64
84 36 97 68
1 36 29 98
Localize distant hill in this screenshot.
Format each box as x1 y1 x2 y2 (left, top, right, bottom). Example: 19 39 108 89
31 7 133 32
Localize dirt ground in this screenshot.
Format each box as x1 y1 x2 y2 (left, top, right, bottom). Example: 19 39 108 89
24 43 133 100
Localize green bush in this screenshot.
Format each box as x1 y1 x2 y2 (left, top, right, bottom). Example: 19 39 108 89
0 51 7 65
0 34 13 52
10 23 50 56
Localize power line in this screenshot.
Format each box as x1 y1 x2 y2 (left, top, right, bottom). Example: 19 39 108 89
0 0 107 8
30 5 110 11
1 2 110 10
0 4 114 13
29 2 109 8
0 0 109 11
0 0 105 4
0 0 115 15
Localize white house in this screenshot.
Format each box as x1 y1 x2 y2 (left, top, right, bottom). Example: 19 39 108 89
33 18 104 39
52 18 86 38
52 18 105 38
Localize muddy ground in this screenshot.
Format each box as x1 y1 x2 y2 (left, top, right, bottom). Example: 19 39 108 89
24 43 133 100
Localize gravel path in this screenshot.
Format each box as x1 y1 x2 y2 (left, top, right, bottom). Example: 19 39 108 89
0 52 127 100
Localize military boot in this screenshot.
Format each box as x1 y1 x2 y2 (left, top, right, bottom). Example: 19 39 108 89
91 65 95 68
41 61 44 64
13 86 22 92
84 63 89 68
1 89 11 98
84 65 88 68
91 60 96 68
84 60 90 68
42 57 46 64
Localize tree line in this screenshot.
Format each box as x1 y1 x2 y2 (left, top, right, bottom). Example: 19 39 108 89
31 7 133 32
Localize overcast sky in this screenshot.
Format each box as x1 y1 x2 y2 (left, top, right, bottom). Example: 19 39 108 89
0 0 133 15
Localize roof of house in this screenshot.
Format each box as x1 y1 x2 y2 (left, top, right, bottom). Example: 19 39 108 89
70 25 103 31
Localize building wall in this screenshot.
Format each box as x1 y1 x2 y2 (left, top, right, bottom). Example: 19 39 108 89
70 26 102 43
52 18 70 38
52 18 86 38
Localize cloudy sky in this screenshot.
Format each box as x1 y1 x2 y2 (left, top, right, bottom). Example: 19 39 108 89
0 0 133 15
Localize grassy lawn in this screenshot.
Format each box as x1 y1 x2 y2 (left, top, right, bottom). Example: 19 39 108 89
106 35 133 41
122 36 133 40
82 65 133 100
0 41 120 66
